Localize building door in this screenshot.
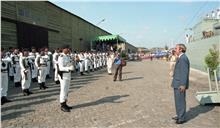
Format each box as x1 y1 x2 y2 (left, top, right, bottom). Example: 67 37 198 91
17 22 48 50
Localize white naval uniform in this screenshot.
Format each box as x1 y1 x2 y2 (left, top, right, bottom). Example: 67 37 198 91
88 53 94 71
20 56 31 90
78 53 85 73
29 52 39 79
58 53 74 103
102 53 107 66
84 53 90 72
45 51 52 76
93 53 97 70
6 52 14 79
96 53 100 68
35 55 47 83
107 54 114 74
98 53 102 68
1 57 11 97
53 52 59 82
11 53 21 83
73 54 80 71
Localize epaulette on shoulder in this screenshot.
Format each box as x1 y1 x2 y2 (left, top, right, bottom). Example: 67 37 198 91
60 54 64 57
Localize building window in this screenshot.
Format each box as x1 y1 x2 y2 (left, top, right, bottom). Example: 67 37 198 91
18 9 25 16
18 8 30 18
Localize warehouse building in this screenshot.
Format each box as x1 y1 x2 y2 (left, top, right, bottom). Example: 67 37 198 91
1 1 113 51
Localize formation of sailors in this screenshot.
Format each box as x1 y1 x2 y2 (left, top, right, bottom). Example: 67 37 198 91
1 46 116 112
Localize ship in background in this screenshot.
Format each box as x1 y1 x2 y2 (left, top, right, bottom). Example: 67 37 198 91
185 8 220 73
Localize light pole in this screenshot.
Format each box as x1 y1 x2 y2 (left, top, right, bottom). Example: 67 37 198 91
96 18 105 26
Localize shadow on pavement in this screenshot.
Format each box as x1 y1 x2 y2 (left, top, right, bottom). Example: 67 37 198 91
123 71 133 74
9 85 81 101
71 94 130 110
1 109 35 121
122 76 144 81
2 68 111 123
186 103 219 122
2 98 56 112
1 98 55 121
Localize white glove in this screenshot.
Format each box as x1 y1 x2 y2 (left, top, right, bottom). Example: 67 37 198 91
68 65 74 71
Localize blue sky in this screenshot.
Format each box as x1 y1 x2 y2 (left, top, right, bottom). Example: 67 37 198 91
50 0 219 48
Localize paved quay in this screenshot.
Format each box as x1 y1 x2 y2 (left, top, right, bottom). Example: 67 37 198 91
1 60 220 128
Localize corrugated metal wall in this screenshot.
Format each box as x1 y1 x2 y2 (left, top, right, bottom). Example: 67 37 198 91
1 1 110 51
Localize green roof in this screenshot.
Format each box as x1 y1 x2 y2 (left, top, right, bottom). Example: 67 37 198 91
92 35 126 42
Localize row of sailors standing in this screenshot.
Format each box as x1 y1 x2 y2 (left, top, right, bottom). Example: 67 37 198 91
2 45 116 112
1 46 112 106
53 49 109 77
5 47 52 87
1 47 52 105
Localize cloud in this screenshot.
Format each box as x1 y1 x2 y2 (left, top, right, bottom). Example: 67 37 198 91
178 15 188 22
163 28 167 33
134 25 151 39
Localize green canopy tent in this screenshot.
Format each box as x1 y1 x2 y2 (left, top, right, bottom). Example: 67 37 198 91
90 34 126 51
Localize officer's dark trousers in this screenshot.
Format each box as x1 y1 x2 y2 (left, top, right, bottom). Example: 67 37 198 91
114 64 122 81
174 88 186 121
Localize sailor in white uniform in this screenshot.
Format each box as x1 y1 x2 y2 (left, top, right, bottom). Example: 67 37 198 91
45 47 52 79
6 47 14 81
20 49 33 96
78 52 85 75
1 49 12 105
11 48 21 87
88 52 94 72
29 47 39 82
93 52 97 71
53 48 60 84
35 48 49 90
84 51 91 73
57 45 74 112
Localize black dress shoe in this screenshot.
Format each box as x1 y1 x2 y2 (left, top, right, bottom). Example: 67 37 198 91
1 96 12 105
65 104 73 109
176 120 186 124
42 82 48 89
1 97 6 105
15 82 21 87
23 89 29 96
172 116 178 120
27 89 33 95
10 76 14 81
39 83 44 90
55 80 60 84
46 75 51 79
61 106 70 112
32 78 37 83
4 97 12 103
